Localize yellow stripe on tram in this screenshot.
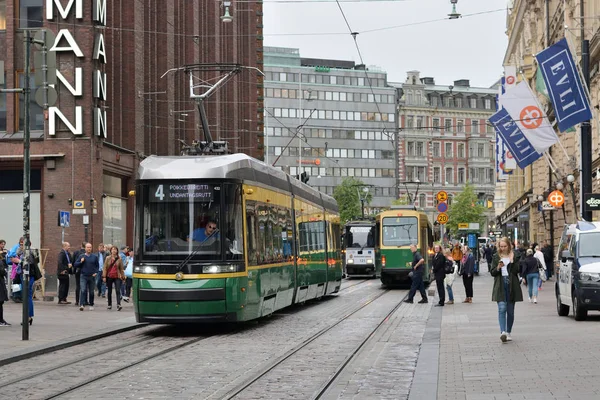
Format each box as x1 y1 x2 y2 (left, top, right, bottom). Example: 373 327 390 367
133 272 248 280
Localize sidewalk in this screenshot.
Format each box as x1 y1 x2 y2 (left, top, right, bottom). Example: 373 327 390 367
0 290 140 363
438 264 600 400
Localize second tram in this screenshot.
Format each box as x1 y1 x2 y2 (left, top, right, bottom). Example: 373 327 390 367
342 220 378 278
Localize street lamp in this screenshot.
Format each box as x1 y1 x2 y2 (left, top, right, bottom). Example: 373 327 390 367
567 174 578 219
449 0 461 19
359 186 370 218
221 1 233 23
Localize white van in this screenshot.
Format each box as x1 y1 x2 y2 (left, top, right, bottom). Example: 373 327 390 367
555 222 600 321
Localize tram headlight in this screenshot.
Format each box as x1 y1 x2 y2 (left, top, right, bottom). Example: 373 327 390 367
134 265 157 274
367 259 373 264
347 259 354 264
202 265 238 274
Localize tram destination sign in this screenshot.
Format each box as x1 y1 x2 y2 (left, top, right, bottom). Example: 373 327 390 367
149 183 216 202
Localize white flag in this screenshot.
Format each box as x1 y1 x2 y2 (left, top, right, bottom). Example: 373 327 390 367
504 66 517 91
500 81 559 153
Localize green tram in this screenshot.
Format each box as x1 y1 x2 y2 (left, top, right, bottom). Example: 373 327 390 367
375 206 434 286
133 153 343 323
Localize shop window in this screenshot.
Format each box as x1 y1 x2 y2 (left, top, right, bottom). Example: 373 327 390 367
19 0 43 29
0 0 6 30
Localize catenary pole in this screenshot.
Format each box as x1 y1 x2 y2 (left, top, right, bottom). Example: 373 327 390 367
22 30 31 340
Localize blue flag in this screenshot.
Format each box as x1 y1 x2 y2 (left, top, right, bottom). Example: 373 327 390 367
489 108 542 170
536 38 592 132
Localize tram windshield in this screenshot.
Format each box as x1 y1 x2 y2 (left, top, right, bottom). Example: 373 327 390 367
382 216 418 247
344 225 374 248
139 182 244 261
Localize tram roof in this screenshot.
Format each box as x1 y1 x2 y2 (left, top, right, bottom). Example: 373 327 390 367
138 153 337 211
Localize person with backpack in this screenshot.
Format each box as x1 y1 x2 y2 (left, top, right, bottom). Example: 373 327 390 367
102 246 125 311
432 244 447 307
444 249 457 305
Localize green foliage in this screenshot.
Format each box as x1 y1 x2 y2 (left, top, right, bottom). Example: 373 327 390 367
333 177 371 224
391 194 411 206
446 183 486 235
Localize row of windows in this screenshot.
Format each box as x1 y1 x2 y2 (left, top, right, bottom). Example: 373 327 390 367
404 90 494 110
291 166 395 178
266 127 393 141
0 1 43 29
405 116 494 134
265 71 386 88
406 141 493 159
406 166 495 184
270 108 395 123
315 186 397 197
265 88 395 104
268 146 394 160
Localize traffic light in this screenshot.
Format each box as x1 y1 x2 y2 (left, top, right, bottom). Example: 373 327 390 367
300 171 309 184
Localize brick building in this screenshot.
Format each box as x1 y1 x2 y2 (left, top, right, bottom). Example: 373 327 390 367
391 71 497 241
0 0 262 290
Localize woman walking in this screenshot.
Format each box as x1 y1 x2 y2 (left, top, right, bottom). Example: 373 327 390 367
444 249 457 305
521 249 540 303
461 246 475 303
102 246 125 311
490 237 523 343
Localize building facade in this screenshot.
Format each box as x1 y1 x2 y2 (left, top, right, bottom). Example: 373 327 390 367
502 0 600 248
392 71 497 240
0 0 262 289
263 46 397 212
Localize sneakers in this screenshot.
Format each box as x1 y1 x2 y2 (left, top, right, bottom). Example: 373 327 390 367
107 306 112 310
0 321 11 326
117 305 122 311
500 332 508 343
528 297 532 303
506 333 512 341
445 300 454 305
533 297 537 304
418 298 428 304
79 305 84 311
89 306 94 311
122 297 129 303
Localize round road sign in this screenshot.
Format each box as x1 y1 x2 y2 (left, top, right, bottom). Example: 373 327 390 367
437 213 449 225
437 202 448 213
436 191 448 202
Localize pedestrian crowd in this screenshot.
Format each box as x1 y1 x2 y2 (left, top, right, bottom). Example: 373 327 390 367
1 238 134 326
402 238 554 344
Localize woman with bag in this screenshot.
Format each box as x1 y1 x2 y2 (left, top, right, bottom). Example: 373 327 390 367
534 245 547 286
520 249 540 303
102 246 125 311
444 249 457 305
490 237 523 343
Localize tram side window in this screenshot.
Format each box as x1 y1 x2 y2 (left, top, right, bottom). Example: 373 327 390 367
331 221 342 254
246 201 258 265
247 200 293 265
225 184 244 259
298 220 326 260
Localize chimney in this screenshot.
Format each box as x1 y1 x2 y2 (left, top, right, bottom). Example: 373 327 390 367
453 79 470 87
421 77 435 85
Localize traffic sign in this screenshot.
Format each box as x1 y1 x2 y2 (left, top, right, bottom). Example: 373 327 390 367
436 191 448 202
437 213 449 225
74 200 85 209
58 210 70 227
436 202 448 213
547 190 565 207
458 223 469 230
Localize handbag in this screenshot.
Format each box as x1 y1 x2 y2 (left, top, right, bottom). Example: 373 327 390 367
537 259 547 282
11 284 21 293
408 271 414 279
444 259 455 274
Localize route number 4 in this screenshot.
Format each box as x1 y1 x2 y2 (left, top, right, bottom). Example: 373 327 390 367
155 184 165 200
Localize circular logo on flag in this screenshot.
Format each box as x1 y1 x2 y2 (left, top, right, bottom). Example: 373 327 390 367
506 76 516 85
520 105 543 129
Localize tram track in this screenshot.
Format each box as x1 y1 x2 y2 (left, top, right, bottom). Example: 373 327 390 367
338 278 370 292
221 287 404 400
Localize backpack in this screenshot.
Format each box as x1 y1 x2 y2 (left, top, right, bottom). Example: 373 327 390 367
444 259 455 274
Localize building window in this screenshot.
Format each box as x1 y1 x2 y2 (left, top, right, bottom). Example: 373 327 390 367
447 194 453 205
432 142 440 157
406 115 414 128
445 96 453 108
419 193 426 208
416 116 423 129
407 141 414 156
470 98 477 108
17 73 44 131
457 143 465 158
20 0 43 28
416 166 426 181
455 97 462 108
445 142 453 157
457 120 464 133
445 118 452 133
433 167 441 183
416 142 424 157
406 91 414 104
0 0 6 30
472 120 479 134
430 96 438 107
445 167 453 184
478 143 485 157
485 98 492 109
433 118 440 131
458 168 465 183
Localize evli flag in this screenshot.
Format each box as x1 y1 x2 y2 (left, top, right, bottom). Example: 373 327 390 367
500 81 559 153
489 108 542 170
536 38 593 132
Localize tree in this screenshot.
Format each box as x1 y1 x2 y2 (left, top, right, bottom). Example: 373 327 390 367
333 177 371 224
446 183 486 236
392 194 411 206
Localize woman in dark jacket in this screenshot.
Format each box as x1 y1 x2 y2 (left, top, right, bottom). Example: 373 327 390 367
461 247 475 303
431 244 447 306
520 249 540 303
490 237 523 343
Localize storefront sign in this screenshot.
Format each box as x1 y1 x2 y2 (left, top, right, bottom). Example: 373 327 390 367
584 193 600 212
47 0 108 138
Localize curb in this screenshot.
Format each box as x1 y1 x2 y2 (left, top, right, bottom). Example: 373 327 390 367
0 322 148 366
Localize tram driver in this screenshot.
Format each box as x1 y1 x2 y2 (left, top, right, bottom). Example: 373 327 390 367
189 219 220 243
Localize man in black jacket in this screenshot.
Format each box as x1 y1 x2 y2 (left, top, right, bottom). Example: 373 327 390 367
57 242 72 304
72 242 86 306
432 244 447 306
542 240 554 279
74 243 99 311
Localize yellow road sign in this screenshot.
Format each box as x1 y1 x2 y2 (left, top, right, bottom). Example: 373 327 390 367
437 213 449 225
458 223 469 229
436 191 448 202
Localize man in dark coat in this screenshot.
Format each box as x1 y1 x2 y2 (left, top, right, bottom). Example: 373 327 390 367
72 242 86 306
74 243 99 311
57 242 72 304
542 240 554 279
432 244 447 306
404 244 428 304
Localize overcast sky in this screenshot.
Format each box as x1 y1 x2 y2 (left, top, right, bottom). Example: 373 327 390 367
263 0 508 88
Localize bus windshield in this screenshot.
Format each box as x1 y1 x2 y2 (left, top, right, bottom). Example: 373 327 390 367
382 216 418 247
139 182 244 261
345 225 374 248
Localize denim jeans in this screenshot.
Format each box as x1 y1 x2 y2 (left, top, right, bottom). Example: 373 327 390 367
526 273 539 298
96 272 106 296
80 275 96 307
408 271 427 301
497 276 515 333
446 284 454 301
